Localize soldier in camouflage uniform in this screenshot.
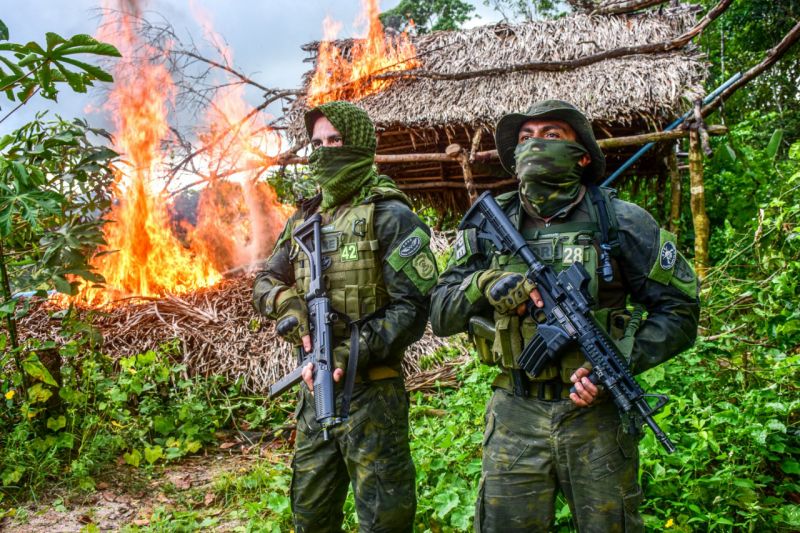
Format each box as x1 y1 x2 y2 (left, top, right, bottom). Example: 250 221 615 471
430 100 700 532
253 101 436 533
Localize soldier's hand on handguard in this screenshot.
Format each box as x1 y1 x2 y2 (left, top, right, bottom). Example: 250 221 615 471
569 367 599 407
301 361 344 393
478 269 540 315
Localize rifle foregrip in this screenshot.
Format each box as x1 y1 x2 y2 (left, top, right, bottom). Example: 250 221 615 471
268 365 304 399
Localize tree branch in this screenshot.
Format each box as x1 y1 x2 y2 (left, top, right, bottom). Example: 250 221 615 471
701 21 800 117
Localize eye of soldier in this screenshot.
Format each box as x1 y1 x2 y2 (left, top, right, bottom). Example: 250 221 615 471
311 139 322 149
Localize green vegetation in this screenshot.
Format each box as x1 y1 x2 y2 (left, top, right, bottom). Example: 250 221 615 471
2 5 800 533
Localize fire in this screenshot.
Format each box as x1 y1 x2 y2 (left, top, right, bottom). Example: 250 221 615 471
307 0 419 105
73 1 288 306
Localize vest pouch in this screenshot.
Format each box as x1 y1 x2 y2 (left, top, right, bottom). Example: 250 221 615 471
492 313 522 369
520 315 559 381
344 285 360 318
609 307 637 361
469 316 499 365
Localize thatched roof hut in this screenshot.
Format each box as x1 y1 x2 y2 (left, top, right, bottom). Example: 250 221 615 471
289 5 706 212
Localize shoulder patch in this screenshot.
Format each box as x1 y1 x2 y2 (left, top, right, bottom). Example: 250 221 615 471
386 227 437 295
399 235 422 257
647 228 698 299
659 241 677 270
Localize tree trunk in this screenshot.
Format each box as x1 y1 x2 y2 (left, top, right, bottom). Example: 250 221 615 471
689 129 710 279
667 148 682 238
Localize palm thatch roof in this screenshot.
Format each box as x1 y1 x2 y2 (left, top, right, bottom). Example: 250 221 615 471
289 5 707 211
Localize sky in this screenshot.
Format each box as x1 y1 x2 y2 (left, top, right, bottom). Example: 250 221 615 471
1 0 501 135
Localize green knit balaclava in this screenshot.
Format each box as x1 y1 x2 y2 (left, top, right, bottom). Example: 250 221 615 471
305 101 378 210
515 138 588 217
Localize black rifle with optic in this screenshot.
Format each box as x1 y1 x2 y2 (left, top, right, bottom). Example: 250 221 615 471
460 191 675 453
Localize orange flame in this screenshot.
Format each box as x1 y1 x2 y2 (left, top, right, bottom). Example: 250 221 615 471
307 0 419 105
73 1 288 306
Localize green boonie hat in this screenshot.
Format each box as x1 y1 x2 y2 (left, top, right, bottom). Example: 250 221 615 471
303 100 377 152
495 100 606 181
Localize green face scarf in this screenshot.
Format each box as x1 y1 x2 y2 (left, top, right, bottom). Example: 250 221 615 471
306 101 378 211
514 138 587 217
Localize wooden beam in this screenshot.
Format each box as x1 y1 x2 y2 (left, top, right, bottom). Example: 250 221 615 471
274 125 728 167
399 179 517 191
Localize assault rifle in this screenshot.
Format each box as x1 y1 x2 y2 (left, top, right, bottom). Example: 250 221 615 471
268 213 355 441
460 192 676 453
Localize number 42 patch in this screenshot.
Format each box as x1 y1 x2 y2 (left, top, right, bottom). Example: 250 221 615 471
340 243 359 262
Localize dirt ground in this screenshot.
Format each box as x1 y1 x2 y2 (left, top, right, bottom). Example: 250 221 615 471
0 441 290 532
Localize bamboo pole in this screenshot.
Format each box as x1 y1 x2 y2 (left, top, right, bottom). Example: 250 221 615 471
689 128 710 279
667 147 682 238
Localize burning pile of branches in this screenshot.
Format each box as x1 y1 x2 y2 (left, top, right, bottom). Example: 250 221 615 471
18 273 466 394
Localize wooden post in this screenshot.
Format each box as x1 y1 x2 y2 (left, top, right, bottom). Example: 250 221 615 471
446 143 478 204
688 128 710 279
667 146 681 238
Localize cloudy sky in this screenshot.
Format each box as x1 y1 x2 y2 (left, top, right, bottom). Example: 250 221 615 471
2 0 501 134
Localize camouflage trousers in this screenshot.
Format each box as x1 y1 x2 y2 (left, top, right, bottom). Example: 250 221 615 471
291 377 416 533
475 388 644 533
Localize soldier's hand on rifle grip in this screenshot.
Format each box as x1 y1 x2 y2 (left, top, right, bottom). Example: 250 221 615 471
569 367 599 407
519 287 544 315
301 361 344 393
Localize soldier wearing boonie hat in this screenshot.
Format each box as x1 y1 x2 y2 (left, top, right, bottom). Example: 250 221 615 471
431 100 700 532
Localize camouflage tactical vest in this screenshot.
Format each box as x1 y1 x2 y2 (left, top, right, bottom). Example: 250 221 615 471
488 191 633 384
291 202 388 339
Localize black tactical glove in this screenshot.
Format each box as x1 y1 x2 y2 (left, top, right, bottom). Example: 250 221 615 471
274 288 310 345
477 269 537 315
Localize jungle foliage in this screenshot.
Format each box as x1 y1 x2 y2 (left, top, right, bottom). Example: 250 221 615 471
2 4 800 533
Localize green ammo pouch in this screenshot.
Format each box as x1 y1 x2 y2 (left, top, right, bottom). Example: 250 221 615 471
469 316 498 365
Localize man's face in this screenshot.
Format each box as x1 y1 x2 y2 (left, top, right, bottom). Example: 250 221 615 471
311 116 343 149
517 119 591 168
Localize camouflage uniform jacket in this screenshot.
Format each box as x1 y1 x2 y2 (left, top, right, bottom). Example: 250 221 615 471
253 187 434 373
430 189 699 374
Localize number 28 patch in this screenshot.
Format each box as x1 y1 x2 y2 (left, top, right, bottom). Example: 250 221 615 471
561 245 585 265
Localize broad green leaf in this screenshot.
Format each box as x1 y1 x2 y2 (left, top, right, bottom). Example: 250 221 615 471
53 63 86 93
16 52 38 68
144 445 163 464
46 415 66 431
0 20 8 41
782 459 800 475
123 449 141 467
766 128 783 158
1 467 24 486
52 275 76 295
724 143 737 163
45 32 66 50
22 355 58 386
0 298 16 314
58 56 113 83
153 415 175 436
0 55 24 76
21 40 46 55
54 34 121 57
27 383 53 404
